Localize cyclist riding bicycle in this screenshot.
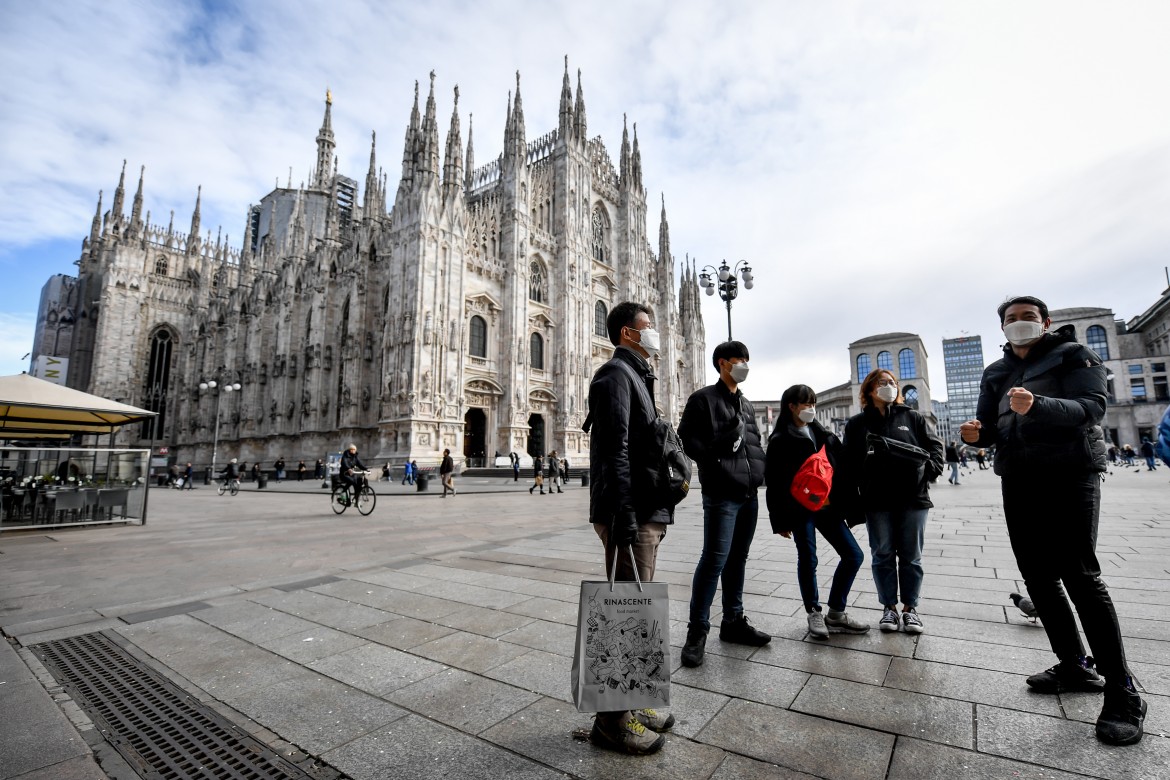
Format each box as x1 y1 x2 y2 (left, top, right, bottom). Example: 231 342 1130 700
339 444 367 497
221 458 241 484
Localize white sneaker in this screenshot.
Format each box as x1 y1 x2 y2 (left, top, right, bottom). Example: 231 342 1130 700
807 611 829 639
825 610 870 634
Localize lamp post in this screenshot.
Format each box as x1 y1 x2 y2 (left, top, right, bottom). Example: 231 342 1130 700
198 377 241 479
699 259 755 341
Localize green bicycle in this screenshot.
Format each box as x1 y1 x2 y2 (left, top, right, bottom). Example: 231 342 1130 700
331 470 376 516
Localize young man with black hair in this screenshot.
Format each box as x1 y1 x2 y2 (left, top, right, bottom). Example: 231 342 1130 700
584 300 675 755
960 295 1147 746
677 340 770 667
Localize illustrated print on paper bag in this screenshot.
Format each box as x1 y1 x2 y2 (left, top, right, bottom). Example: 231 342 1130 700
583 593 668 702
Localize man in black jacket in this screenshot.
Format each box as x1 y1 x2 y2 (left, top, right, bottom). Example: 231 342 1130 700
585 301 674 755
961 295 1146 746
677 341 770 668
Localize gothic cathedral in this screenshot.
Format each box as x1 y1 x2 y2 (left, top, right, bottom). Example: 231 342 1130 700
56 62 707 467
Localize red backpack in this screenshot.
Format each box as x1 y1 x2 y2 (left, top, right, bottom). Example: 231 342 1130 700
790 445 834 512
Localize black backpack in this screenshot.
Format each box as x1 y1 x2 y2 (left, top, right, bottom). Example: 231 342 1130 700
614 361 692 509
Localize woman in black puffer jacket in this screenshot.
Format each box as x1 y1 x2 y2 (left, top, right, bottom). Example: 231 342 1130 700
766 384 868 639
843 369 944 636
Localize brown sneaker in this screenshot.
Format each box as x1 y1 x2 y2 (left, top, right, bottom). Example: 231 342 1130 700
634 708 676 732
590 713 666 755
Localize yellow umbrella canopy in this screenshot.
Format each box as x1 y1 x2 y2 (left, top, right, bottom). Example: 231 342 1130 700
0 373 156 437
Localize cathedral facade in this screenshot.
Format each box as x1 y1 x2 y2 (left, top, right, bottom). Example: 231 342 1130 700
50 63 707 468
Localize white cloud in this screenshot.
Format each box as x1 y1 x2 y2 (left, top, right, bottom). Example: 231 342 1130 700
0 313 35 377
2 0 1169 399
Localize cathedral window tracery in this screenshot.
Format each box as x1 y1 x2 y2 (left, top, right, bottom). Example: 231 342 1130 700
530 332 545 370
591 206 610 264
594 300 608 338
529 260 548 303
154 256 168 276
469 315 487 358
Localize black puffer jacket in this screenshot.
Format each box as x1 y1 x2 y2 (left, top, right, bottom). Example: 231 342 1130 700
843 404 944 511
677 381 765 499
765 421 857 533
586 347 673 526
970 325 1107 477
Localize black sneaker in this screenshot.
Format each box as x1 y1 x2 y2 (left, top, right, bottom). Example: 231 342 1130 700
1096 680 1147 746
1026 656 1105 694
681 625 707 667
719 613 771 647
590 714 665 755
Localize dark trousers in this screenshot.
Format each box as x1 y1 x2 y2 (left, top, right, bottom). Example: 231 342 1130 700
791 511 864 613
1002 473 1131 683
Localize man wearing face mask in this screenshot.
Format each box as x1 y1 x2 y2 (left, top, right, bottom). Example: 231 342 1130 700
960 295 1146 746
584 301 675 755
677 341 770 667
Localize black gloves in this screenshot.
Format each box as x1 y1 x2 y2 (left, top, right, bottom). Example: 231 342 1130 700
611 509 639 548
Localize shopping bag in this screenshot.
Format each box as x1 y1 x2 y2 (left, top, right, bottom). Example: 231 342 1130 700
571 547 670 712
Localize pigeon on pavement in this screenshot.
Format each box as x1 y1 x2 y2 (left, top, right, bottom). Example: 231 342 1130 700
1010 592 1039 622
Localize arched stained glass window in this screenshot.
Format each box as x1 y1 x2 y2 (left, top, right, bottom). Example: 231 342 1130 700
594 301 608 338
469 316 487 358
903 385 919 409
898 348 916 378
1086 325 1110 360
856 354 871 382
530 332 544 370
877 351 893 371
154 256 168 276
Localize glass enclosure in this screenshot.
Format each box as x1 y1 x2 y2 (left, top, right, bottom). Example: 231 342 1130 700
0 446 150 532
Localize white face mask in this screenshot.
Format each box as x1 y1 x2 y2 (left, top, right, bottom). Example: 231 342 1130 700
1003 320 1045 346
728 362 749 383
875 385 898 404
797 407 816 423
635 326 660 354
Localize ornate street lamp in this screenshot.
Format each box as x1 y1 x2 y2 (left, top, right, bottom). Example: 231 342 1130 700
699 259 755 341
198 377 241 478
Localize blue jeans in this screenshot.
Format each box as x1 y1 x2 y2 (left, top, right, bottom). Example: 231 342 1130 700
948 463 960 483
865 508 928 608
791 512 865 613
689 494 758 631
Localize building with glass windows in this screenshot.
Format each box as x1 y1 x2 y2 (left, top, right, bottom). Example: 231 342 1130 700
940 335 984 441
844 333 937 427
1050 302 1170 449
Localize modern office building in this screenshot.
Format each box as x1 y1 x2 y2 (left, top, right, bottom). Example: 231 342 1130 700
940 335 985 440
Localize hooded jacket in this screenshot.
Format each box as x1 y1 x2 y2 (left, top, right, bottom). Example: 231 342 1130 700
970 324 1107 477
843 404 944 511
765 420 857 533
586 347 674 526
677 381 766 499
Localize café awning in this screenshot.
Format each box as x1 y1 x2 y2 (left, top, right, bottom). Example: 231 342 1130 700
0 373 156 437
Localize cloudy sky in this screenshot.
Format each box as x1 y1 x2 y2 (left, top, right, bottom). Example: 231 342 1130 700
2 1 1170 400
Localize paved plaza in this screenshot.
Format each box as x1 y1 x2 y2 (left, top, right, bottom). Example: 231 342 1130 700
1 465 1167 779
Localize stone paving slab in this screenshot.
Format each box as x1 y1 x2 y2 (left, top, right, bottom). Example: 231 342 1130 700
0 676 92 779
2 472 1167 780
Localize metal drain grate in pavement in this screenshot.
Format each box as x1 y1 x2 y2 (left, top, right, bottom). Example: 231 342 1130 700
30 631 316 780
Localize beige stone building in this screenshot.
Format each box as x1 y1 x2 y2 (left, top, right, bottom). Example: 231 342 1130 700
41 64 707 468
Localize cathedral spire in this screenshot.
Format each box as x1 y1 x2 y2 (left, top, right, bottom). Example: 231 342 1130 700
314 88 336 188
442 85 463 200
401 80 421 187
423 71 440 178
632 123 643 189
364 130 379 218
512 70 526 156
89 190 103 245
574 68 588 141
659 193 670 265
111 159 127 225
242 204 254 259
187 186 202 255
464 113 475 191
130 165 145 235
559 55 573 140
619 115 631 187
